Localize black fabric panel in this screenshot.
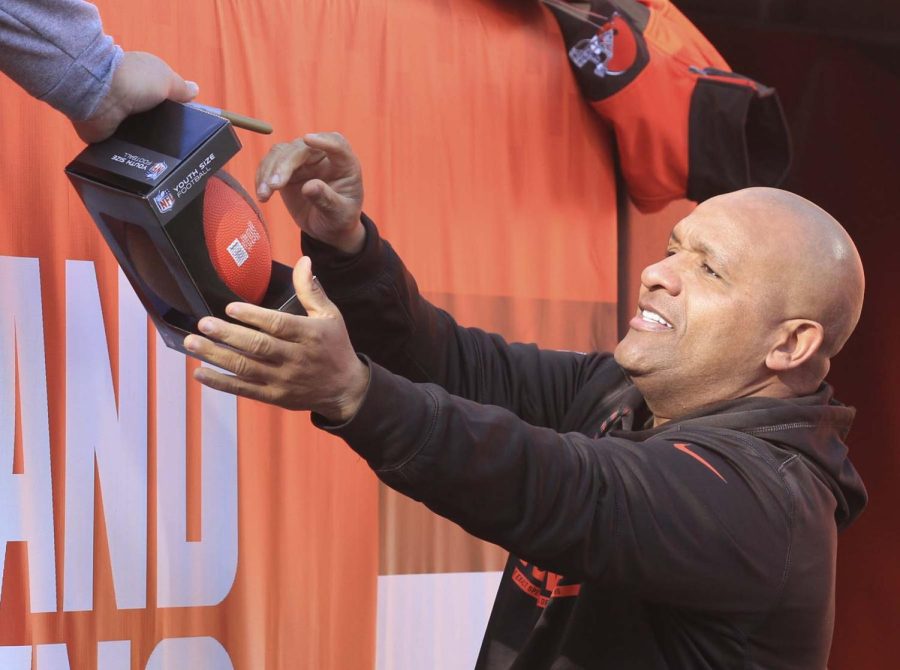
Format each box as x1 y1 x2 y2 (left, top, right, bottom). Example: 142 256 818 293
687 77 792 202
745 89 792 187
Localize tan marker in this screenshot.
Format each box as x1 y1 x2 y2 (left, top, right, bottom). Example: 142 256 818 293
187 103 273 135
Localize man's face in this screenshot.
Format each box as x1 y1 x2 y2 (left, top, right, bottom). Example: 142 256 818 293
614 198 784 401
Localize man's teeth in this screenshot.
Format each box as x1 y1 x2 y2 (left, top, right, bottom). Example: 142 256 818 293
641 309 672 328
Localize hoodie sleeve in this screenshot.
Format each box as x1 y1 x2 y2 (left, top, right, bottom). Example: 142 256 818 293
317 361 793 609
0 0 123 120
303 215 612 430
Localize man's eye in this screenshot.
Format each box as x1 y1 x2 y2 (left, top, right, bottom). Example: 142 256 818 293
665 249 676 258
702 263 720 279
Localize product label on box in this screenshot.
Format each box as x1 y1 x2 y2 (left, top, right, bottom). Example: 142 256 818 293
149 128 240 224
78 138 179 185
172 152 217 199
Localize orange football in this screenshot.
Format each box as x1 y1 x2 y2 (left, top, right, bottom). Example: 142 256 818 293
202 172 273 304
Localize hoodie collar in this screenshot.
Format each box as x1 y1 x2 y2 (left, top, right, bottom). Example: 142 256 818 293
610 384 867 529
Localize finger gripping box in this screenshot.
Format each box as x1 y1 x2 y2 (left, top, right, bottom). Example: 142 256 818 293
66 101 300 355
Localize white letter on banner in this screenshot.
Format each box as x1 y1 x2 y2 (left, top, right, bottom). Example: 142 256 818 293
156 334 237 607
0 256 56 613
146 637 233 670
0 642 129 669
63 265 148 611
35 644 70 669
0 646 31 668
98 640 131 669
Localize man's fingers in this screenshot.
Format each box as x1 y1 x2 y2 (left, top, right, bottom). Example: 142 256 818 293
183 334 272 382
256 143 291 200
193 367 276 404
256 143 297 200
254 133 359 202
302 132 357 171
195 316 286 361
300 179 346 215
256 141 326 201
271 144 326 188
223 301 313 341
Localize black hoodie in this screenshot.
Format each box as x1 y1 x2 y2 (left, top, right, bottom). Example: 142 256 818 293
306 217 867 670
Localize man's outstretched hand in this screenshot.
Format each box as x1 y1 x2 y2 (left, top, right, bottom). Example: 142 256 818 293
73 51 199 143
184 256 370 423
255 132 366 254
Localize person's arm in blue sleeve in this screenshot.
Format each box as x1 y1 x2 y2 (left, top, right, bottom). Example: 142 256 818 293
0 0 198 142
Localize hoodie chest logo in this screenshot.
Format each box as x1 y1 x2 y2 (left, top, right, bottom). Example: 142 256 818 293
511 560 581 609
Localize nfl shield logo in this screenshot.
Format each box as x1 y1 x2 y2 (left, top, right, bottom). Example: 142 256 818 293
146 161 168 180
153 189 175 213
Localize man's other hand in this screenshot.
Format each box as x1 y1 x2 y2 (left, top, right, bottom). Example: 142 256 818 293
256 132 365 254
185 256 370 423
73 51 199 143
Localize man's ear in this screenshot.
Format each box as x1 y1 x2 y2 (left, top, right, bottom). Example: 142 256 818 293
765 319 825 372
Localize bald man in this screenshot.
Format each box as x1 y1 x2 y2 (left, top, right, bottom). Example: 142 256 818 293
188 134 867 670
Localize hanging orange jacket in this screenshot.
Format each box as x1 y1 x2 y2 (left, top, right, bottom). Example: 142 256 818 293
544 0 791 212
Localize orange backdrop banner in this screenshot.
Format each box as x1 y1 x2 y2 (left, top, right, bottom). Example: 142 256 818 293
0 1 618 668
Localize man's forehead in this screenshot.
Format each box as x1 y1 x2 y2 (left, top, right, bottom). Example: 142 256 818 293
677 191 803 248
671 208 748 254
672 198 751 236
671 203 781 280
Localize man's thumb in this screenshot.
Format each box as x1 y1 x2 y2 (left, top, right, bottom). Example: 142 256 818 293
169 73 200 103
293 256 332 318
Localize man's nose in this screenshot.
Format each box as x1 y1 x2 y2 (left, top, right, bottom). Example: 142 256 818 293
640 256 683 295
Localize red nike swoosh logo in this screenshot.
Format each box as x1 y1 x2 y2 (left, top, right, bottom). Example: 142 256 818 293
672 442 727 483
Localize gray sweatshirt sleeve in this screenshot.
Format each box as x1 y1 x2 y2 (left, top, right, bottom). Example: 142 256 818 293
0 0 123 120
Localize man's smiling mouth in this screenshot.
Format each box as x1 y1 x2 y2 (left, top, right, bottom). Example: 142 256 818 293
639 309 672 329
